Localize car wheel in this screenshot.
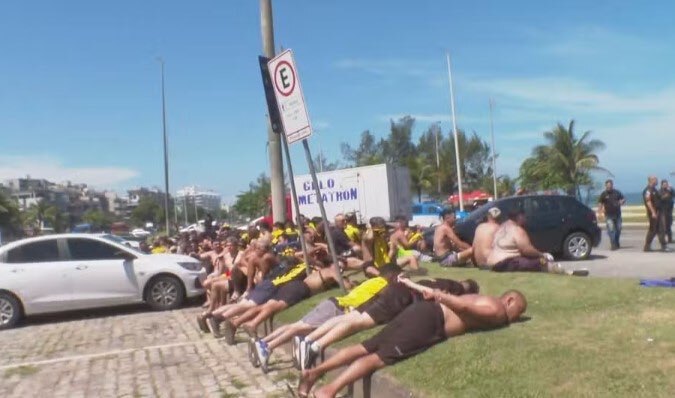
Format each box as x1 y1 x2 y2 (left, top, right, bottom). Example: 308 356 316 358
145 276 185 311
563 232 592 260
0 293 22 330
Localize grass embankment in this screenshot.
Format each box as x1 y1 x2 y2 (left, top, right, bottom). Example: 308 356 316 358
276 265 675 397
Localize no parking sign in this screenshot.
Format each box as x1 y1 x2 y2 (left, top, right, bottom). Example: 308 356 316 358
267 50 313 144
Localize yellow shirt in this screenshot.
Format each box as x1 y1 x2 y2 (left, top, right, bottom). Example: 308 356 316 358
335 277 388 310
373 235 390 268
271 263 307 286
408 231 423 245
285 227 299 238
271 229 284 245
344 224 362 243
151 246 167 254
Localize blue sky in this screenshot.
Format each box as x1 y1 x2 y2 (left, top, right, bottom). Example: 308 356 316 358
1 0 674 203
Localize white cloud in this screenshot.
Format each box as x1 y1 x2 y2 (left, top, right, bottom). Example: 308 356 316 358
313 120 331 130
0 156 139 189
335 58 436 78
379 113 450 123
540 26 663 58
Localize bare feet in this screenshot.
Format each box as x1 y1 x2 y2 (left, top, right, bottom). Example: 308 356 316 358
223 319 236 345
297 370 319 398
312 386 334 398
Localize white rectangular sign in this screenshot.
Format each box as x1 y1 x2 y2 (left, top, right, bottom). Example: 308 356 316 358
267 49 313 144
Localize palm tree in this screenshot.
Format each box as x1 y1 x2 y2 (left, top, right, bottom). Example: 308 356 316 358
0 192 22 237
24 199 52 233
408 155 434 202
530 120 608 198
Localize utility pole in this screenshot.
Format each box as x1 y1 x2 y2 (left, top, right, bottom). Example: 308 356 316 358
158 57 171 235
446 53 464 211
489 98 498 200
261 0 286 223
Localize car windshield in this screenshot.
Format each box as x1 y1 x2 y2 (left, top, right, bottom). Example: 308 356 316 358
100 234 145 254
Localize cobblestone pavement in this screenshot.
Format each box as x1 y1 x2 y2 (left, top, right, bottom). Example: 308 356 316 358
0 305 297 398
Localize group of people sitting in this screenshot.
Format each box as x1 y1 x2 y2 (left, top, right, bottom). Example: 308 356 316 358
179 210 542 398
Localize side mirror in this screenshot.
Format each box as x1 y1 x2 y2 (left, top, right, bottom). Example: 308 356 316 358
115 251 137 261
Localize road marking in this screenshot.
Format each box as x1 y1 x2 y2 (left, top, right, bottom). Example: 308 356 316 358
0 339 217 371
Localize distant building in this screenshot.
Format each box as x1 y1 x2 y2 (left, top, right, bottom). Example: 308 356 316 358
176 186 221 214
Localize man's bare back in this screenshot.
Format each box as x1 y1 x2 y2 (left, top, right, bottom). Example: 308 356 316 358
438 293 508 337
434 224 468 256
472 223 500 267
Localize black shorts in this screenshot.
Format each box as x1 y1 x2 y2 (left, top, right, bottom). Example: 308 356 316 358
247 280 278 305
273 280 311 306
362 300 447 365
358 282 414 324
493 256 544 272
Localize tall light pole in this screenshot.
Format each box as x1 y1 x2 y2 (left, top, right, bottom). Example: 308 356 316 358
434 122 441 195
446 53 464 211
261 0 286 223
489 98 498 200
158 57 171 234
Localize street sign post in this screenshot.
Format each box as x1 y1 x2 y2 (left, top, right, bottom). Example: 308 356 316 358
265 49 346 292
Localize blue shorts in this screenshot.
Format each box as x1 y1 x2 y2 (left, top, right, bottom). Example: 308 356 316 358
247 280 279 305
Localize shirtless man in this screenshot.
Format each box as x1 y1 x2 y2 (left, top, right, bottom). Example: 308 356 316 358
433 208 472 266
223 259 340 345
251 264 402 372
196 237 246 332
298 286 527 398
298 274 479 370
388 215 421 273
472 207 502 267
487 210 588 276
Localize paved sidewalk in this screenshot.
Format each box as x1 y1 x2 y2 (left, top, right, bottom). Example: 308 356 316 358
0 306 296 398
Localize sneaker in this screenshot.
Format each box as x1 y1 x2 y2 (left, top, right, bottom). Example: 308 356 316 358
547 263 567 275
206 317 221 337
299 339 311 371
302 344 319 370
223 319 236 345
292 335 303 369
254 339 270 373
661 247 673 253
419 253 434 262
248 338 260 368
196 315 209 333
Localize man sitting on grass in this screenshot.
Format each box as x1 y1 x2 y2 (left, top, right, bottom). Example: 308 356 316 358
297 284 527 398
486 210 588 276
251 264 402 372
298 274 479 370
472 207 502 267
433 208 473 267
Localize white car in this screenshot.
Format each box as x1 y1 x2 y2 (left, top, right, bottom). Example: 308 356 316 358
0 233 206 330
130 228 151 238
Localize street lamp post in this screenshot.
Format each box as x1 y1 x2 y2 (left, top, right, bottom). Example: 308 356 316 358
158 57 171 235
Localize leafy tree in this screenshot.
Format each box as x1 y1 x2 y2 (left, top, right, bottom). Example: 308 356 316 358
340 130 385 167
381 116 416 166
233 174 271 220
82 209 113 231
312 152 340 172
44 206 67 233
131 197 163 227
0 191 22 238
519 120 607 197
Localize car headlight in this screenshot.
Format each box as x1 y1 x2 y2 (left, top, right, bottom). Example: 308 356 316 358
178 262 202 271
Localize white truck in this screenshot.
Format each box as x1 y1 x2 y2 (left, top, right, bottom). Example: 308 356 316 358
292 163 411 223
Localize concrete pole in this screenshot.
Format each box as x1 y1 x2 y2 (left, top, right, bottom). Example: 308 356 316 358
159 58 171 234
489 98 498 200
261 0 286 223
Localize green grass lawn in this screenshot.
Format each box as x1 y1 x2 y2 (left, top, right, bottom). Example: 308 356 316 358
275 265 675 397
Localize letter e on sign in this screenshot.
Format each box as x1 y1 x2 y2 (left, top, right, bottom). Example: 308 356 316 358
267 49 313 144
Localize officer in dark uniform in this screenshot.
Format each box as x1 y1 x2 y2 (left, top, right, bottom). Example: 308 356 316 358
660 179 674 243
643 176 668 251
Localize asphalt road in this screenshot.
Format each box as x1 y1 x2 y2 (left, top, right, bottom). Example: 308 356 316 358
560 227 675 279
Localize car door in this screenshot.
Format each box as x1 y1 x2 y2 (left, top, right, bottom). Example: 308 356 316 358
524 197 564 251
65 237 141 308
3 238 75 314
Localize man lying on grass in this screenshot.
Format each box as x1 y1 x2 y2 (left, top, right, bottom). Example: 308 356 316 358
221 252 341 345
296 284 527 398
250 263 402 372
297 274 479 370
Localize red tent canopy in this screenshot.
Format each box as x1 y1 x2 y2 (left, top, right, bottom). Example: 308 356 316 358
448 190 491 205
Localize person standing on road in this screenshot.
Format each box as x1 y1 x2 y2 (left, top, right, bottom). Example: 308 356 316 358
660 179 674 243
597 179 626 250
643 176 668 252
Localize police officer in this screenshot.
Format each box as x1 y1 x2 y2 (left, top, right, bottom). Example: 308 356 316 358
643 176 668 252
659 179 674 243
